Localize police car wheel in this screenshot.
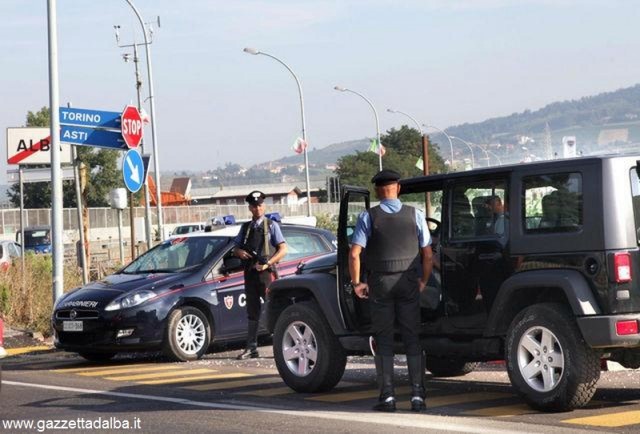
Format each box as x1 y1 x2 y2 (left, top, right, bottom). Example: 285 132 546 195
78 352 117 363
274 301 346 393
506 303 600 411
163 306 211 362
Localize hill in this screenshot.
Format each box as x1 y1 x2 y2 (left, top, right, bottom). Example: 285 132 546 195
265 138 370 167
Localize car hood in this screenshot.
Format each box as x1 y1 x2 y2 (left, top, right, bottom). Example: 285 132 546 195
55 272 183 310
297 252 337 274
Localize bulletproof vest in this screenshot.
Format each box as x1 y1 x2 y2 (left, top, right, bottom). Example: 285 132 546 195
240 218 271 267
367 205 420 273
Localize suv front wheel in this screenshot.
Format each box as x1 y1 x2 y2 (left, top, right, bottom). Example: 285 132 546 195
506 303 600 411
273 301 347 392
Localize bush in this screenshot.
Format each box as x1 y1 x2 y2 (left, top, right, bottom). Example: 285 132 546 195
0 253 83 337
315 213 338 233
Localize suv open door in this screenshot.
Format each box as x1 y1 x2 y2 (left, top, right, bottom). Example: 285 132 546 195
337 186 371 331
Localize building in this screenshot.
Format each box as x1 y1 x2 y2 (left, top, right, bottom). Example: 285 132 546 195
190 184 320 205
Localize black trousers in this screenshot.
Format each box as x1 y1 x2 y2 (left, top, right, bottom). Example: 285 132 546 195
368 269 421 357
243 268 273 322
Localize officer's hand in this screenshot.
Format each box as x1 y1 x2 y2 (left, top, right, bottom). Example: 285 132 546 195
354 283 369 299
254 263 269 271
236 249 251 260
418 279 427 293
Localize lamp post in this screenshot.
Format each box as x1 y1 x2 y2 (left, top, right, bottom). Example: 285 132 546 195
124 0 163 241
450 135 476 169
243 47 311 217
423 124 455 171
487 148 502 165
334 86 382 171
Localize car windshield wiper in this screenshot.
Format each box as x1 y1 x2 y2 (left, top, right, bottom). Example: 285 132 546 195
136 268 177 274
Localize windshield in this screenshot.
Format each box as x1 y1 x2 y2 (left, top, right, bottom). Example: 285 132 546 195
122 236 229 274
25 229 50 247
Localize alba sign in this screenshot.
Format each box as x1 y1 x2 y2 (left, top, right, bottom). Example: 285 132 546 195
121 105 144 149
6 127 72 165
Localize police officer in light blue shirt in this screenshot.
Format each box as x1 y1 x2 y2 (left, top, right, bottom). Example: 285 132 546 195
349 169 433 412
233 191 287 359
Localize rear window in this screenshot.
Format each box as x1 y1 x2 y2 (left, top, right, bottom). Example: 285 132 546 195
523 173 583 234
629 168 640 244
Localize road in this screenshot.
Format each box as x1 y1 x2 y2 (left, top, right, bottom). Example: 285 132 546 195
2 345 640 433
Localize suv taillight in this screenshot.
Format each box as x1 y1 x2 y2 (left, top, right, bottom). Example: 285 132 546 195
614 252 632 283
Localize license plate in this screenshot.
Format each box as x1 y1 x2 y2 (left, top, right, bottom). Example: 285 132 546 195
63 321 83 332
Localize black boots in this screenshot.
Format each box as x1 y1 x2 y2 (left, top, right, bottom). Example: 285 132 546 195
407 354 426 412
237 320 260 360
372 356 396 412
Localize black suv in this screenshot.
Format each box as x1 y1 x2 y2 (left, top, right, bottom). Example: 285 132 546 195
266 154 640 411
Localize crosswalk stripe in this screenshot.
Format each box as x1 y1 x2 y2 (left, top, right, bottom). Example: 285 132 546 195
307 385 411 402
140 373 253 385
52 363 159 373
105 368 214 381
186 376 281 391
562 410 640 427
239 386 296 397
462 403 534 417
427 392 513 409
77 366 183 377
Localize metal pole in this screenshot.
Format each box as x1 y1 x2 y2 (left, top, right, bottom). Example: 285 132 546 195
47 0 63 303
72 146 88 284
424 124 455 172
129 191 135 261
125 0 163 240
244 49 312 216
451 136 475 169
19 166 25 276
118 209 124 264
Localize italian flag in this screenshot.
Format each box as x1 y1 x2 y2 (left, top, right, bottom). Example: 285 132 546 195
293 137 307 154
369 139 386 156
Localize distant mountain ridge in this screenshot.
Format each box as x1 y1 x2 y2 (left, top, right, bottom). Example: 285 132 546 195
259 83 640 168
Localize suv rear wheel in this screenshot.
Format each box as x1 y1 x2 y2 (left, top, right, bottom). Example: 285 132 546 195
506 303 600 411
425 356 478 377
274 301 346 392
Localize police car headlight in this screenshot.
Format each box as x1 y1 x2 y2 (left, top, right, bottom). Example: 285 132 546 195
105 290 157 311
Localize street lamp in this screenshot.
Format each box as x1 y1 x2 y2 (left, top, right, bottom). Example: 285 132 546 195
450 136 477 169
334 86 382 171
486 148 502 165
423 124 455 171
243 47 312 217
124 0 164 241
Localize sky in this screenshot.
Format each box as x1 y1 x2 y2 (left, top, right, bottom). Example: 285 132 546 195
1 0 640 184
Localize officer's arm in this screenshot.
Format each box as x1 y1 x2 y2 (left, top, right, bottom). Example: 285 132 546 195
267 223 287 265
419 246 433 291
349 244 369 298
268 242 287 266
232 231 251 259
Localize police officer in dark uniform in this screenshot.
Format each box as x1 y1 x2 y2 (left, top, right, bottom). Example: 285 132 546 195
233 191 287 360
349 170 433 412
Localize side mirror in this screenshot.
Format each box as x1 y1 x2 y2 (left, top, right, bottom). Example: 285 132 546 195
222 256 243 273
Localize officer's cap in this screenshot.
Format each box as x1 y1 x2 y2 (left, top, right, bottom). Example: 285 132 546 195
245 190 266 205
371 169 401 186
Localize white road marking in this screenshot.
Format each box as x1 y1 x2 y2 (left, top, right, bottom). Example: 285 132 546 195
2 381 585 434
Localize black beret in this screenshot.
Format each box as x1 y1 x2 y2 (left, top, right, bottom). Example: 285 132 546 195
371 169 401 186
245 190 266 205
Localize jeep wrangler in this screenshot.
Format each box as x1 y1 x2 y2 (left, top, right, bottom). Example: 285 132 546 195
266 154 640 411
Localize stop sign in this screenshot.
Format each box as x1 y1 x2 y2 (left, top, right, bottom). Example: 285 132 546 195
121 105 143 148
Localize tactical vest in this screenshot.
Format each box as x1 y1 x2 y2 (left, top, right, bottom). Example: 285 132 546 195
367 205 420 273
240 218 272 269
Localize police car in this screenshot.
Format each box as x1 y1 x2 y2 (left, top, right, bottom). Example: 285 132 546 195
51 219 336 362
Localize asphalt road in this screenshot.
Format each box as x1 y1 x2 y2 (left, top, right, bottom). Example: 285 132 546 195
2 345 640 433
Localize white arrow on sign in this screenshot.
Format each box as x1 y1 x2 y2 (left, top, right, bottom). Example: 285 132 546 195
126 154 140 184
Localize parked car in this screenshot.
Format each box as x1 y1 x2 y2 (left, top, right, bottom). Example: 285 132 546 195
17 226 51 254
0 240 22 271
51 223 336 362
171 223 206 236
266 154 640 412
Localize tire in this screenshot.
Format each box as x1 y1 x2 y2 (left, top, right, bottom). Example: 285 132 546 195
505 303 600 412
78 352 117 363
273 301 346 393
425 356 478 377
163 306 211 362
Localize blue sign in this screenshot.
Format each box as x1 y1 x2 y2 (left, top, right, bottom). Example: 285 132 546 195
60 125 126 150
122 149 145 193
59 107 121 129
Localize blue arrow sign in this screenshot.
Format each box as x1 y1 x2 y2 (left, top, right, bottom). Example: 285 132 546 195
59 107 121 129
123 149 145 193
60 125 127 150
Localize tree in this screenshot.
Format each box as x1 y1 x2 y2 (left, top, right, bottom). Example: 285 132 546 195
8 106 121 208
335 125 447 196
